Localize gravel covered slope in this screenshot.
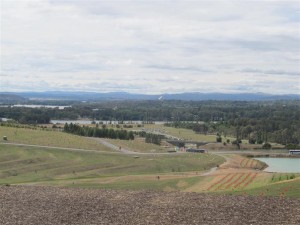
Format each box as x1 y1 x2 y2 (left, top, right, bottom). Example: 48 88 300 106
0 186 299 225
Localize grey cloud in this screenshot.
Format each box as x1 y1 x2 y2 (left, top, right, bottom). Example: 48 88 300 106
233 36 299 52
145 64 211 73
240 69 300 76
1 0 299 94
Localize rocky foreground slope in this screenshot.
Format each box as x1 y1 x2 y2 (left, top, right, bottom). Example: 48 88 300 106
0 186 299 225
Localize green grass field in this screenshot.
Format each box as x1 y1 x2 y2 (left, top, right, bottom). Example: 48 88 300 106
0 145 224 187
245 178 300 197
0 126 111 151
227 177 300 198
142 124 220 142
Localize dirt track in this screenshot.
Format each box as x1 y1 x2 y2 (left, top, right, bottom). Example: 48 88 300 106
1 186 299 225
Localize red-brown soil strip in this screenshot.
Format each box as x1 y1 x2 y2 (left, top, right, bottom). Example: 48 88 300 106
216 173 237 190
249 160 255 168
234 173 252 189
240 158 246 166
245 159 251 167
224 173 245 190
207 174 231 191
241 173 258 189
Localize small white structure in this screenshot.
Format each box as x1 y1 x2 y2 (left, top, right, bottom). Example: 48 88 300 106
289 150 300 155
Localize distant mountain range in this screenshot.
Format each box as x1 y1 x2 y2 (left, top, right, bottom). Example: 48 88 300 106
0 91 299 102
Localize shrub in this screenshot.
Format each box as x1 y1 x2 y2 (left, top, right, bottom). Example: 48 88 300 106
216 136 222 143
286 143 300 150
262 142 272 149
248 138 256 144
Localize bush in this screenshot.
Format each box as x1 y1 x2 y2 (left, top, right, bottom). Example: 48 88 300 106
232 139 242 145
249 138 256 144
262 142 272 149
289 174 295 179
216 136 222 143
257 140 263 144
286 143 300 150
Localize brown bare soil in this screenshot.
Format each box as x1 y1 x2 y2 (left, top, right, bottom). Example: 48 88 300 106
1 186 299 225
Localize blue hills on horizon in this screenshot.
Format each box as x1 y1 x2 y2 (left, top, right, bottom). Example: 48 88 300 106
0 91 299 101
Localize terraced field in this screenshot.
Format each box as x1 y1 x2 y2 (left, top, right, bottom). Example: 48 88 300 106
239 157 265 169
206 173 258 191
185 155 300 197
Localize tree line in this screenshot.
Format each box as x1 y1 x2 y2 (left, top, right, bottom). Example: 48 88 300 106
63 123 134 140
137 131 165 145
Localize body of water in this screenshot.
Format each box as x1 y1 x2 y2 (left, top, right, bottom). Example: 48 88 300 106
14 104 70 109
0 105 70 109
255 157 300 173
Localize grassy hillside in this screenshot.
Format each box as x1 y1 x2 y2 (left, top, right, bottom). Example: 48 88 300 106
0 145 225 187
1 144 299 197
232 178 300 198
0 126 111 151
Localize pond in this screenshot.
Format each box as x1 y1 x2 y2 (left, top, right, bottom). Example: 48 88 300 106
254 157 300 173
0 105 70 109
13 104 70 109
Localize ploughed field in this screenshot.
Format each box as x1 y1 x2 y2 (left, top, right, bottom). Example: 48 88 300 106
1 185 299 225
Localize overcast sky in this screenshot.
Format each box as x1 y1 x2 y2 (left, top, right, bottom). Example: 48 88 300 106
1 0 299 94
